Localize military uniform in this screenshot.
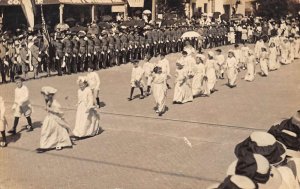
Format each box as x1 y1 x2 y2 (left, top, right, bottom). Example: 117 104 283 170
120 33 128 64
93 35 101 70
87 34 94 70
114 32 122 66
100 34 109 68
63 35 73 74
78 36 87 72
72 36 79 73
53 37 64 76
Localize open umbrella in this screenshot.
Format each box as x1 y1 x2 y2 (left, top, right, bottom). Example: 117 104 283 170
55 23 70 31
181 31 200 39
143 10 151 14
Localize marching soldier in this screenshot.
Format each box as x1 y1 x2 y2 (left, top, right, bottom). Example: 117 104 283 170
78 31 87 72
100 31 109 69
87 33 95 70
63 31 73 75
53 34 64 76
93 34 101 70
120 31 128 64
114 31 122 66
71 33 79 73
107 31 115 67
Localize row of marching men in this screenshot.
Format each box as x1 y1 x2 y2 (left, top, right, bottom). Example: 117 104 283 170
127 38 300 117
0 67 103 152
207 111 300 189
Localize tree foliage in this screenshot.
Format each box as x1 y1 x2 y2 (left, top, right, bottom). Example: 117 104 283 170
157 0 186 17
255 0 288 19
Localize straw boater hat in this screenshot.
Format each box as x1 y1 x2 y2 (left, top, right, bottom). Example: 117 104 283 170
206 175 257 189
226 153 283 189
235 131 287 166
41 86 57 96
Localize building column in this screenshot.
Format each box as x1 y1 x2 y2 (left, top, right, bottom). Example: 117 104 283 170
152 0 156 23
59 4 64 24
91 5 95 22
124 3 128 20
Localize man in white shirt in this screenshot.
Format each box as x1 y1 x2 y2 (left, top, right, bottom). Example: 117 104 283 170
87 67 101 108
8 76 33 135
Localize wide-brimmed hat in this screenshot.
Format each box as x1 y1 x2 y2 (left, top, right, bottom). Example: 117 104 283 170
41 86 57 95
77 76 88 84
235 131 287 166
227 153 283 189
207 175 257 189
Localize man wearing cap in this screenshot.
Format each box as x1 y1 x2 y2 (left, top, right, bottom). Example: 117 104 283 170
120 31 128 64
93 34 101 70
53 33 64 76
114 31 122 66
78 32 87 72
63 32 73 75
6 38 17 82
19 42 29 80
100 32 109 69
71 34 79 73
86 33 95 71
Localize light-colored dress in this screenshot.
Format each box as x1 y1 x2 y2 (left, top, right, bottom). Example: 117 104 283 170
215 54 225 78
173 69 193 103
281 42 291 65
244 55 256 82
192 63 206 96
0 96 8 131
131 66 145 88
73 87 101 138
240 46 250 64
143 61 154 86
205 59 217 92
226 57 238 86
260 51 269 76
40 100 72 149
152 73 167 112
268 46 280 71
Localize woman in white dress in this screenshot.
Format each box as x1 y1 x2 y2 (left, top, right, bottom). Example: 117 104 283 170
244 50 256 82
192 54 206 97
151 67 167 116
225 51 238 88
173 63 193 104
280 38 291 65
268 42 280 71
72 77 101 140
37 86 72 153
205 51 217 94
260 47 269 77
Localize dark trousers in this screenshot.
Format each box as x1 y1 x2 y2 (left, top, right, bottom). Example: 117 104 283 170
56 58 63 76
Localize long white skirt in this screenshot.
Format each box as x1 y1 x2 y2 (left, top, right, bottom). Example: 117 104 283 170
244 63 255 82
173 81 193 103
206 68 217 91
192 74 204 96
152 83 167 112
40 115 72 149
227 68 238 86
73 104 101 138
260 60 269 76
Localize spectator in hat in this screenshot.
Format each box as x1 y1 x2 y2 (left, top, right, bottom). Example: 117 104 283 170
37 86 72 153
128 60 145 101
8 76 33 135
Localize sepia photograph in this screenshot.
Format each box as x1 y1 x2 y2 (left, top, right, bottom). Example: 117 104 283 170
0 0 300 188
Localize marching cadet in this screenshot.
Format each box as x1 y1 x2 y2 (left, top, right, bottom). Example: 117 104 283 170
6 39 17 82
53 33 64 76
170 26 177 53
71 33 79 73
176 26 183 52
164 26 171 54
19 42 29 80
114 30 122 66
120 31 128 64
139 32 146 60
152 27 159 57
63 31 73 75
133 30 140 60
128 59 145 101
100 31 109 69
107 31 115 67
93 34 101 70
145 28 153 57
202 26 209 49
78 31 87 72
158 27 165 54
0 39 8 83
86 33 95 70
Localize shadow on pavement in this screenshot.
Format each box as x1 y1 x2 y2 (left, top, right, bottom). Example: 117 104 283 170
7 133 21 144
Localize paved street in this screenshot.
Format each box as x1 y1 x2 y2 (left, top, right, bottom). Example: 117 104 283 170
1 45 300 189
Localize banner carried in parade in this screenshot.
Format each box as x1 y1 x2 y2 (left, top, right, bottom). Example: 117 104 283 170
19 0 36 28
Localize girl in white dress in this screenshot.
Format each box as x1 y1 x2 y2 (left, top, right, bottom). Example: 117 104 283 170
240 43 249 70
173 63 193 104
192 54 206 97
151 67 167 116
128 60 145 101
280 38 291 65
215 49 225 79
72 77 101 140
225 51 238 88
143 55 154 96
268 42 280 71
260 48 269 77
37 86 72 153
86 68 101 108
0 96 8 147
244 50 256 82
205 51 217 94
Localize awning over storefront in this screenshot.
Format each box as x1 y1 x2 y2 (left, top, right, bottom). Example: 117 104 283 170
127 0 144 7
0 0 125 6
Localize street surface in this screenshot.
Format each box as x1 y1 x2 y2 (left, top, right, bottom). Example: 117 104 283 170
0 45 300 189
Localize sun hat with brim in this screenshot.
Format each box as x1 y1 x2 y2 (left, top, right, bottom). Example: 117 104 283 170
77 76 88 84
41 86 57 95
268 118 300 152
226 154 283 189
206 175 257 189
235 131 287 166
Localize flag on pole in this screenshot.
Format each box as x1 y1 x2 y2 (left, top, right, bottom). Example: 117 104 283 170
20 0 36 29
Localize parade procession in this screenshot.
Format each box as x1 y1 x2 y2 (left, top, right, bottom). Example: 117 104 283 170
1 0 300 188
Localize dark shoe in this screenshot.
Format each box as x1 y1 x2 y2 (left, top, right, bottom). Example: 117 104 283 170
8 130 16 135
139 95 145 99
128 97 133 101
36 148 48 153
158 112 163 116
26 125 34 132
